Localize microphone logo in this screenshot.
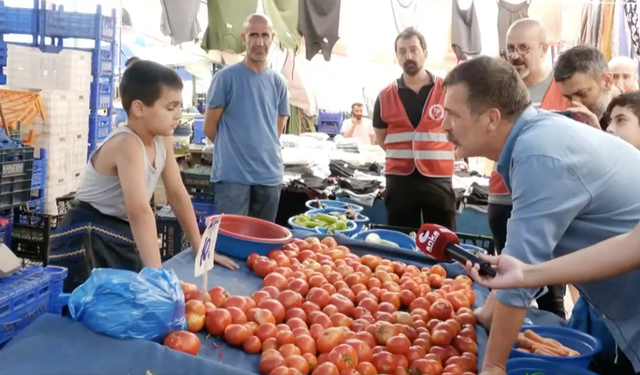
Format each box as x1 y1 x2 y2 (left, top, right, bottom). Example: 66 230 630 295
417 230 440 253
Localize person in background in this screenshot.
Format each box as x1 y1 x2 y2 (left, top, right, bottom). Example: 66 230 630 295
186 101 200 114
204 14 289 222
115 57 144 127
609 55 639 91
125 56 141 68
441 56 640 375
606 91 640 149
341 103 375 145
49 61 238 292
554 45 622 130
488 19 570 317
372 27 456 231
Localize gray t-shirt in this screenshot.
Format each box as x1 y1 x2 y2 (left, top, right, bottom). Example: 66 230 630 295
528 72 554 109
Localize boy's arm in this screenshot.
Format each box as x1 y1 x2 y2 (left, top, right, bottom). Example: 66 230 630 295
161 137 201 252
115 136 162 268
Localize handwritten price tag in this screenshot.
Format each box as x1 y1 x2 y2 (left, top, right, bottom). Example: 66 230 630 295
194 215 221 277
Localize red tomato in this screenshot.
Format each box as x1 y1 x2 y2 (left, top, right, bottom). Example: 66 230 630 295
285 354 310 374
227 306 247 324
223 324 252 346
371 351 398 374
263 272 288 291
287 317 308 331
453 335 478 355
432 329 454 346
262 337 278 351
224 295 248 312
279 343 301 357
294 334 317 355
359 298 380 314
446 291 471 312
345 338 373 363
302 301 321 316
275 329 296 346
330 312 353 328
208 286 229 307
163 330 201 355
257 299 286 323
185 313 205 332
242 335 261 353
312 362 340 375
254 308 276 325
409 359 444 375
253 256 277 278
399 290 416 307
355 331 377 349
307 287 332 309
255 323 278 342
205 308 231 335
406 345 427 364
409 297 431 312
317 327 347 353
259 355 284 375
251 290 271 305
328 343 359 371
386 334 411 355
374 322 400 345
288 278 310 297
429 299 454 321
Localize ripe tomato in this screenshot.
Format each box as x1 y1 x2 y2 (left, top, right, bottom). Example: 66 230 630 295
345 338 373 363
459 326 477 341
259 355 284 375
399 290 416 307
279 343 301 357
312 362 340 375
243 335 261 353
446 291 471 312
284 354 310 374
208 286 229 307
357 362 377 375
330 312 352 328
287 317 308 331
429 299 454 321
371 351 398 374
324 304 340 316
255 322 278 342
163 330 201 355
328 343 359 371
253 308 276 325
263 272 288 291
293 334 317 355
355 331 377 349
317 327 347 353
253 256 278 278
257 299 286 323
374 322 400 345
206 308 232 335
275 329 296 346
223 324 252 346
386 334 411 355
307 287 332 308
262 337 278 351
432 329 454 346
409 297 431 312
310 323 324 340
413 338 431 353
430 265 447 278
186 313 205 332
185 300 206 315
288 278 310 297
227 306 247 324
359 298 379 314
224 295 248 312
409 359 443 375
251 290 271 305
453 335 478 355
406 345 427 364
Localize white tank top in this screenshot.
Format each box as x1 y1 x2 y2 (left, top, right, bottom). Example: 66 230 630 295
76 126 167 220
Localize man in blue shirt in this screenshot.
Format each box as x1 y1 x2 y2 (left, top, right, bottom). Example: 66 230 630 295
441 56 640 375
203 14 289 222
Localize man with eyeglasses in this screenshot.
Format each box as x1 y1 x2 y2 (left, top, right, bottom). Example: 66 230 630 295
487 18 570 319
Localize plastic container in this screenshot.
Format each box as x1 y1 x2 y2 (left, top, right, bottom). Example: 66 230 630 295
305 199 363 213
207 214 292 258
193 115 205 144
506 358 599 375
351 229 417 251
352 213 370 231
173 125 192 156
314 220 358 237
510 325 602 369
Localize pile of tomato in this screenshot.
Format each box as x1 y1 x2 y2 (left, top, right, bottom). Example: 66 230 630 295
169 236 479 375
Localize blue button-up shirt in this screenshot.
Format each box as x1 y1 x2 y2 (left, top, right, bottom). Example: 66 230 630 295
493 106 640 371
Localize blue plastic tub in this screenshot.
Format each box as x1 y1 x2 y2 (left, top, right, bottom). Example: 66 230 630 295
352 213 370 231
314 220 358 237
507 358 599 375
207 215 293 258
351 229 418 251
510 325 602 369
304 200 363 213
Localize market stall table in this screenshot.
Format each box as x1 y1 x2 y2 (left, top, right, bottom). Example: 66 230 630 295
0 231 564 375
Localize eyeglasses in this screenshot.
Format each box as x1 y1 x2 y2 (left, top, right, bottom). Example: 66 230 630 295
502 44 532 58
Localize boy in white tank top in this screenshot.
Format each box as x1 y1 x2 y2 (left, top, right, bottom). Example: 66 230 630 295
49 61 238 292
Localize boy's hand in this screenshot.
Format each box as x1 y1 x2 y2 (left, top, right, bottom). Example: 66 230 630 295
215 254 240 270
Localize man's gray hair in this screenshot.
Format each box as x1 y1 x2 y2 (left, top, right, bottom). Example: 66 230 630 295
554 45 609 82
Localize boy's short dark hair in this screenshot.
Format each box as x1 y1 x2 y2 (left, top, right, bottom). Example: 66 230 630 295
125 56 141 68
606 91 640 123
119 60 183 113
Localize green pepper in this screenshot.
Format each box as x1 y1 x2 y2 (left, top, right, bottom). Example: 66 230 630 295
316 213 338 224
335 221 347 230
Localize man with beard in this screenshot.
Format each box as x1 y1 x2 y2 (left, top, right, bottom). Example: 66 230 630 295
342 102 375 145
372 27 456 230
204 14 289 222
488 18 570 318
554 45 619 131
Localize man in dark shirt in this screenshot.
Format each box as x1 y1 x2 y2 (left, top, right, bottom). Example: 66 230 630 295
372 28 456 230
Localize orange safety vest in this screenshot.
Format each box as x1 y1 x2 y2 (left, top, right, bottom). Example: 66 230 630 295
488 79 570 204
379 77 454 177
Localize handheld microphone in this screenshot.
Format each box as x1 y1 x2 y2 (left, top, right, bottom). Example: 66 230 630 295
415 223 496 277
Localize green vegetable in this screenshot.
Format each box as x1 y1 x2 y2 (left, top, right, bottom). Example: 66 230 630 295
379 239 400 248
335 221 347 230
316 213 338 224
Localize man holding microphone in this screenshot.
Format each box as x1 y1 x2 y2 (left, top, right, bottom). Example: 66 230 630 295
441 56 640 375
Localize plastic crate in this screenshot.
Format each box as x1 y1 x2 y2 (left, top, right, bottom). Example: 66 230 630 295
0 146 34 210
10 206 64 266
318 110 344 123
26 198 45 212
318 121 342 135
92 48 114 77
0 3 38 34
90 82 113 110
193 115 205 144
0 265 68 347
88 114 111 143
38 5 115 43
156 205 189 261
30 149 46 191
0 89 46 131
192 199 215 228
0 209 12 247
55 192 75 215
368 224 495 253
181 165 212 196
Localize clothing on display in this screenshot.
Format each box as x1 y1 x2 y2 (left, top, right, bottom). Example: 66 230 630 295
201 0 259 53
450 0 482 62
337 177 381 195
496 0 530 52
263 0 302 51
624 1 640 56
389 0 418 34
298 0 341 61
527 0 562 45
159 0 202 45
289 175 329 191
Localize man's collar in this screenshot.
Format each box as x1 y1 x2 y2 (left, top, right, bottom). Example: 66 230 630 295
397 70 434 89
497 105 538 191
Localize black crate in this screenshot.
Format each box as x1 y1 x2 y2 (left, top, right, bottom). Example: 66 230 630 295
0 147 34 210
55 192 76 215
156 205 190 260
368 224 495 253
10 207 64 267
181 166 213 196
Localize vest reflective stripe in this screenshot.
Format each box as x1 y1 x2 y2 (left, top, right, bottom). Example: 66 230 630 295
488 79 569 206
380 77 454 177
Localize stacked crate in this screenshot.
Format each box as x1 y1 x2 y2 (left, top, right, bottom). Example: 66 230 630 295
6 45 92 214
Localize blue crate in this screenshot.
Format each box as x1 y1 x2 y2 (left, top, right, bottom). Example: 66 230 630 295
192 199 216 227
193 115 205 144
88 115 111 143
0 42 6 66
0 265 68 346
92 47 114 77
31 150 46 191
38 5 115 43
318 121 342 135
318 110 344 123
90 82 112 110
0 3 38 35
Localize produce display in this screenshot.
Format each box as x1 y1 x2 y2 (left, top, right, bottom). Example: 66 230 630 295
308 200 359 216
293 213 352 233
169 236 479 375
515 330 580 357
363 233 400 248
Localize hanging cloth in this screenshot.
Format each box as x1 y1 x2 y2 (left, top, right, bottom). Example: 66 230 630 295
496 0 530 52
390 0 418 33
201 0 259 54
263 0 302 51
159 0 202 45
579 2 592 45
591 2 602 48
601 2 616 61
450 0 482 62
298 0 341 61
624 0 640 56
528 0 562 46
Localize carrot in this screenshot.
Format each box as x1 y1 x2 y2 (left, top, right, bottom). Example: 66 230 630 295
523 330 561 347
516 334 535 350
534 347 559 356
532 342 571 356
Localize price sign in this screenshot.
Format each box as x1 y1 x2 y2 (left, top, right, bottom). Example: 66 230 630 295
194 215 222 277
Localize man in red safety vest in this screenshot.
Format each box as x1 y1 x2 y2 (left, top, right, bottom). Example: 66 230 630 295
489 19 571 318
373 27 456 230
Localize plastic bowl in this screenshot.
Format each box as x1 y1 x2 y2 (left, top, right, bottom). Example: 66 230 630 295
207 214 293 258
510 325 602 369
507 358 599 375
305 199 363 213
315 220 358 237
287 215 316 232
352 213 370 231
351 229 417 251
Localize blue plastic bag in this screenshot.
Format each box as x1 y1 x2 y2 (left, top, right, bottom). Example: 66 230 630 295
68 268 187 342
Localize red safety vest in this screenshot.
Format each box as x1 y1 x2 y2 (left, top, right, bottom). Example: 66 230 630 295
379 77 454 177
488 79 570 204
